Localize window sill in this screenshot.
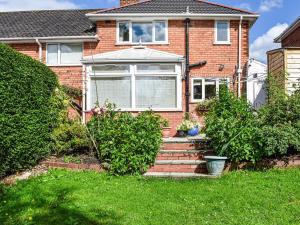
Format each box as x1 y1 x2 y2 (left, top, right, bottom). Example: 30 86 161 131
47 64 82 67
213 42 231 46
85 108 183 113
115 42 170 46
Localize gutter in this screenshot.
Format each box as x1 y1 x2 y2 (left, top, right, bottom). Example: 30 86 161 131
0 35 99 44
35 38 42 62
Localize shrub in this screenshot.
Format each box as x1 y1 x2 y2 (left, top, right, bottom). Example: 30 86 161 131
0 44 61 178
87 103 163 175
51 120 92 156
205 87 261 163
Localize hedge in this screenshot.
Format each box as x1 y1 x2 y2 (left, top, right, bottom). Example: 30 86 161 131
0 44 60 178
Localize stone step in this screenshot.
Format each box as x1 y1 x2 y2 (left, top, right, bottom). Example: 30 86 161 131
149 160 207 173
144 172 218 179
162 137 211 150
157 150 205 160
155 160 206 165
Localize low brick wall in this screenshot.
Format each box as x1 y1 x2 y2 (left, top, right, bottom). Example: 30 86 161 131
42 161 103 172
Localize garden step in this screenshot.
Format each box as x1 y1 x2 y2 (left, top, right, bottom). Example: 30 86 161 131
148 164 207 173
157 152 204 160
155 160 206 165
162 137 211 150
144 172 217 179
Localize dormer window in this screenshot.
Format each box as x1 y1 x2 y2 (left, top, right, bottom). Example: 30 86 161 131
215 21 230 44
117 21 168 44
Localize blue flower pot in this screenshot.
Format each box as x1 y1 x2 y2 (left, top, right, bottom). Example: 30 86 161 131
204 156 228 176
187 127 199 136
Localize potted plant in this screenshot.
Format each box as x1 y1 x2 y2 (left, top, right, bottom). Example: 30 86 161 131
204 155 228 176
196 98 215 116
177 120 201 137
161 119 172 138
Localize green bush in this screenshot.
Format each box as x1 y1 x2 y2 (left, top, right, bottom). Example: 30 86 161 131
205 87 261 163
0 44 61 178
87 103 163 175
51 120 92 156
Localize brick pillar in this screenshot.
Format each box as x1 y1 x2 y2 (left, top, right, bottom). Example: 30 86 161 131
120 0 140 7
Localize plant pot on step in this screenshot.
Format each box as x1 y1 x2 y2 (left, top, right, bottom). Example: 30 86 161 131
177 130 187 137
187 127 199 136
204 156 228 176
162 127 172 138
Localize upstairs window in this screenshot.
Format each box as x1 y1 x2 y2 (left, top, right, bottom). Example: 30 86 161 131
118 21 168 44
46 43 83 66
215 21 230 44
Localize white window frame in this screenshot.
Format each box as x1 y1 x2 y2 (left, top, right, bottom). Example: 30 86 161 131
116 21 168 45
86 63 182 111
46 43 83 66
191 77 230 102
214 20 231 45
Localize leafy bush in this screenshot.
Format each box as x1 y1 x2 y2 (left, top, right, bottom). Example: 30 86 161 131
87 103 163 175
0 44 61 178
51 120 92 156
205 87 261 163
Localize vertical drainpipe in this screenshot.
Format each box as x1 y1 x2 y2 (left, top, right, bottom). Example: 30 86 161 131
237 16 243 97
185 18 191 112
82 64 86 124
35 38 42 62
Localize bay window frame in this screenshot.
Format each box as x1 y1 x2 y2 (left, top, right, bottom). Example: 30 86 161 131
46 42 83 66
191 77 230 102
86 63 182 111
116 20 168 45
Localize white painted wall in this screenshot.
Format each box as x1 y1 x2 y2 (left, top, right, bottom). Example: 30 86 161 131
247 58 267 109
286 50 300 95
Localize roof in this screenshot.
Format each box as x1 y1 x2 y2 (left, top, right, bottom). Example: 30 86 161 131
94 0 255 15
82 46 184 63
0 9 100 40
275 17 300 43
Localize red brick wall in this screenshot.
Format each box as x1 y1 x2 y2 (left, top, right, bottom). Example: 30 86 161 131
281 27 300 47
8 19 250 136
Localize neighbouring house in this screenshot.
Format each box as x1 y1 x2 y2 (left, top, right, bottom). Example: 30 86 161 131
0 0 259 136
268 17 300 95
246 58 267 109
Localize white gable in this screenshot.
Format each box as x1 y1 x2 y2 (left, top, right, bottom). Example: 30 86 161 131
82 46 184 63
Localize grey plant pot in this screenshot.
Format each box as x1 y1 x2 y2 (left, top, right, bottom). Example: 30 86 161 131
204 156 228 176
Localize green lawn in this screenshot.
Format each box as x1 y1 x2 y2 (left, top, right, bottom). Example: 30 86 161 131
1 169 300 225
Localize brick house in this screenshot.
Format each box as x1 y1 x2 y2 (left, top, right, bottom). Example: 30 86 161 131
268 17 300 94
0 0 258 136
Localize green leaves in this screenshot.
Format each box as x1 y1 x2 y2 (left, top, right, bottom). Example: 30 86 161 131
0 44 60 178
87 107 163 175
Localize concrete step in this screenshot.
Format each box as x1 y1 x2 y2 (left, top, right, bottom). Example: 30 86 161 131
157 150 204 160
162 137 211 150
155 160 206 165
149 160 207 173
144 172 218 179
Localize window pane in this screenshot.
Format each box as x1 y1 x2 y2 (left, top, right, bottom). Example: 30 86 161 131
90 77 131 108
193 79 203 100
119 22 129 42
217 21 229 42
60 44 82 64
132 22 153 43
92 65 130 74
47 44 58 65
136 64 175 73
155 22 166 42
205 79 216 99
136 76 176 108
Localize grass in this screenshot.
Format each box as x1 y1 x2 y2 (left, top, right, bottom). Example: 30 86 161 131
1 169 300 225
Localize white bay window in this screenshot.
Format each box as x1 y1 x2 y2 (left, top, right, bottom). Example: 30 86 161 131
192 78 230 102
46 43 83 66
117 21 168 44
88 63 181 110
